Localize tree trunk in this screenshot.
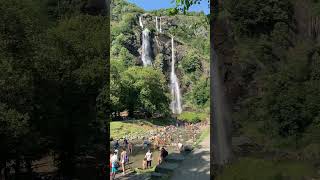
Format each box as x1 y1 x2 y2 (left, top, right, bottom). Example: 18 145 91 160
211 0 233 166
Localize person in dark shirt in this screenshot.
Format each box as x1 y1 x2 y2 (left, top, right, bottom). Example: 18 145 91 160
158 147 168 164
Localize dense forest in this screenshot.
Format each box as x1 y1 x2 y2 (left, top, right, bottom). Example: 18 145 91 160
0 0 108 179
110 0 210 120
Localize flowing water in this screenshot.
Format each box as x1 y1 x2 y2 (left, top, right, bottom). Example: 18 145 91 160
159 17 162 33
155 16 159 32
110 125 200 170
155 16 162 33
139 16 143 29
170 37 182 114
141 28 153 66
125 146 176 170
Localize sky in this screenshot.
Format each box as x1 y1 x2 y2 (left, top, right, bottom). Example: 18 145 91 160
128 0 210 14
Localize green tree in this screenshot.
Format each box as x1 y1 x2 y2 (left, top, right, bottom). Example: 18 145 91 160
190 77 210 108
34 14 107 178
121 67 170 117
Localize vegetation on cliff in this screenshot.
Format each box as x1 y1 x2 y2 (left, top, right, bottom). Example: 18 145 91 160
110 0 210 119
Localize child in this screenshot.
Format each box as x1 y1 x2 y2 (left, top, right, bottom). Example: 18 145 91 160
142 157 147 170
145 149 152 169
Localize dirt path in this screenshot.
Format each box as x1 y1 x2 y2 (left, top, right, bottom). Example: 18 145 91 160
170 134 210 180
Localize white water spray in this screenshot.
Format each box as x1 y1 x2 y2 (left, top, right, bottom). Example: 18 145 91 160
155 16 159 32
170 36 182 114
141 28 153 66
159 17 162 33
139 16 143 28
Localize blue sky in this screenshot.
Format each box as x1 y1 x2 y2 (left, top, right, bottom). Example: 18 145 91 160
128 0 209 14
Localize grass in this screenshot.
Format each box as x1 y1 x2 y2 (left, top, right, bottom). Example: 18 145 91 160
110 120 153 140
193 127 209 148
178 111 208 123
110 118 175 140
216 157 318 180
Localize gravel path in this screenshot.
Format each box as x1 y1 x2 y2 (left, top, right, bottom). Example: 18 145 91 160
170 134 210 180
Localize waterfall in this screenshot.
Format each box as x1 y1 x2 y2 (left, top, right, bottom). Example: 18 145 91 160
141 28 153 66
155 16 159 31
139 16 143 28
159 17 162 33
170 36 182 114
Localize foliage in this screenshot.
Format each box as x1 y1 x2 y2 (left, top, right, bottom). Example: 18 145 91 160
121 67 170 116
178 111 207 123
0 0 107 178
193 126 209 147
174 0 209 14
225 0 293 37
181 51 202 74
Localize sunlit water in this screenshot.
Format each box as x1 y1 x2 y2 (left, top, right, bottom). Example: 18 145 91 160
170 36 182 114
141 28 153 66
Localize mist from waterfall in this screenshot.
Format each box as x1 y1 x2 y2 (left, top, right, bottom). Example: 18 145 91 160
170 36 182 114
139 16 143 28
141 28 152 66
211 47 232 165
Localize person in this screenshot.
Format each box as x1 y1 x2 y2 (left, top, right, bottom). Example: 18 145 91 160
124 138 128 149
142 157 147 170
110 152 118 180
128 142 133 154
145 149 152 169
120 148 128 175
178 142 183 152
158 147 168 164
114 149 120 161
114 140 119 150
143 138 148 149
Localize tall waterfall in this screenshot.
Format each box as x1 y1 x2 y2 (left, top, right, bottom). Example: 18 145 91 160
141 28 152 66
139 16 143 28
155 16 162 32
155 16 159 31
159 17 162 33
170 37 182 114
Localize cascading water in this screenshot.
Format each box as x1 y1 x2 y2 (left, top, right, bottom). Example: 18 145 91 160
139 16 143 28
155 16 159 32
159 17 162 33
170 36 182 114
141 28 153 66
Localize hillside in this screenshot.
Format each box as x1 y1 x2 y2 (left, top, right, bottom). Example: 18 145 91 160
110 0 210 119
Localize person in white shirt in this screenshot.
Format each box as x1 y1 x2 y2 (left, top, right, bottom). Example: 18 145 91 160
145 149 152 168
110 152 118 180
178 142 183 152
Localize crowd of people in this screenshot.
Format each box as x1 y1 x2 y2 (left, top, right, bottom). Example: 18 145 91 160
109 138 169 180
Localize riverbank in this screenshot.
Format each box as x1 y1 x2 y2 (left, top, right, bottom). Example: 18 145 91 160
110 118 209 179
